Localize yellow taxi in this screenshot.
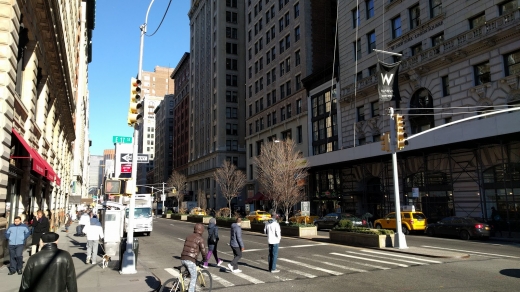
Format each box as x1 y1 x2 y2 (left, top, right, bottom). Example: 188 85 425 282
374 211 427 235
190 207 207 216
289 212 319 224
246 210 272 222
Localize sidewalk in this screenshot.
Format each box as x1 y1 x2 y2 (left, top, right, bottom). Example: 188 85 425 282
0 224 160 292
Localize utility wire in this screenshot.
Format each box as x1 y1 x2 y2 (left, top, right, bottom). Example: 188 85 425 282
146 0 173 37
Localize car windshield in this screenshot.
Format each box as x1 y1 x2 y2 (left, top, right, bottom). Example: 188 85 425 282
412 213 426 220
257 211 269 215
126 208 152 219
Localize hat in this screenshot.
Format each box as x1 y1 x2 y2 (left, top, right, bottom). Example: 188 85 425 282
41 232 59 243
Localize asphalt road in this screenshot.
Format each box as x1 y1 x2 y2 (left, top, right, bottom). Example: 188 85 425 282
136 218 520 291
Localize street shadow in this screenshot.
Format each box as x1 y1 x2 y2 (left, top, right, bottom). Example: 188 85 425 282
72 252 88 262
145 275 161 291
500 269 520 278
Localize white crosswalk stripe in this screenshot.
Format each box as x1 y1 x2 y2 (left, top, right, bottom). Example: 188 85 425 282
359 249 443 264
230 271 265 284
164 268 179 278
421 246 520 259
313 254 391 270
278 258 344 275
210 273 235 287
330 252 409 267
346 251 429 266
297 256 368 273
257 260 317 278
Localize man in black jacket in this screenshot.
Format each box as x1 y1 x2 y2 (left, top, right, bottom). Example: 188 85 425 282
31 210 49 254
19 232 77 292
180 223 207 292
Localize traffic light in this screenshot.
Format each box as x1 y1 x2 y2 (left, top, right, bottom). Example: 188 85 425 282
394 114 408 150
128 77 143 126
124 179 136 196
104 180 121 194
380 132 390 152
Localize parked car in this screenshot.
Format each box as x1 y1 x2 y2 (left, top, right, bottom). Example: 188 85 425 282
289 212 319 224
425 216 491 240
374 211 427 235
190 207 206 216
313 213 367 230
246 210 272 222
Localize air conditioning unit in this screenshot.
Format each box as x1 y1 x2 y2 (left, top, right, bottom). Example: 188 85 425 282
401 205 416 212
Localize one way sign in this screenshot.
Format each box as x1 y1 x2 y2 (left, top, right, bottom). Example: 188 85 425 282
120 153 149 163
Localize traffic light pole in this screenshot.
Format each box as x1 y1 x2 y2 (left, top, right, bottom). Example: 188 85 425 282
121 0 155 275
388 107 408 249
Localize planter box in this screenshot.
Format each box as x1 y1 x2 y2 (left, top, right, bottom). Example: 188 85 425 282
215 219 234 228
240 221 251 229
187 216 203 223
280 226 318 237
329 230 394 248
202 217 212 224
166 214 172 219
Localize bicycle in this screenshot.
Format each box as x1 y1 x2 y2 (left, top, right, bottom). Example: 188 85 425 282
160 261 212 292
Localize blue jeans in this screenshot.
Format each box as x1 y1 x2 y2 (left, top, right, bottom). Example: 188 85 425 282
9 244 24 272
268 244 279 271
181 260 197 292
86 240 99 264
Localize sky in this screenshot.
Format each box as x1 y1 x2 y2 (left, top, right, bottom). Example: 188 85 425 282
88 0 191 155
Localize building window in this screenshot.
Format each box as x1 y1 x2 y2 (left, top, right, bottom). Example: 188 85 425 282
444 117 452 124
279 62 285 76
256 140 263 155
294 2 300 18
226 123 238 135
272 89 276 103
279 18 284 32
280 84 285 99
272 110 277 124
356 71 363 82
352 7 360 28
267 113 272 126
358 138 366 146
366 0 374 19
357 105 365 121
285 12 290 26
267 92 271 106
285 57 291 72
297 126 303 143
474 62 490 85
260 97 264 110
367 31 376 53
255 100 259 113
372 135 381 142
371 101 379 117
249 123 253 135
295 74 301 91
296 99 302 114
505 49 520 76
282 129 292 140
285 34 291 49
295 50 301 66
226 0 237 8
470 13 485 29
281 107 286 121
260 117 264 130
392 16 402 39
311 88 338 155
295 26 300 42
500 0 518 15
226 91 238 102
431 33 444 47
226 58 238 70
409 4 420 30
430 0 442 18
226 42 238 54
354 39 361 60
226 27 238 39
411 43 422 56
287 104 292 118
226 140 238 151
441 75 450 96
368 65 377 76
226 107 238 118
279 39 285 53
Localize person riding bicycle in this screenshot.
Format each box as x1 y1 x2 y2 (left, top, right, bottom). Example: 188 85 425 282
180 223 208 292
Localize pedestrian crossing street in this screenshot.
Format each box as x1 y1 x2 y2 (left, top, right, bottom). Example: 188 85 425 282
163 249 443 290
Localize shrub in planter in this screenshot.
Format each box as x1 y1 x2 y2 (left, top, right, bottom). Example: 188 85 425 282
166 210 173 214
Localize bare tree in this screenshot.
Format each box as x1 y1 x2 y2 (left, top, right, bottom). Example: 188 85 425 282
213 161 247 218
254 139 308 223
167 171 186 212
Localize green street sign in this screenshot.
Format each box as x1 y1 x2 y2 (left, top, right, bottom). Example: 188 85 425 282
113 136 132 144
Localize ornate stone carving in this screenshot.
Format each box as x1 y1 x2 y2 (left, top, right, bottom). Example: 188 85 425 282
469 83 491 99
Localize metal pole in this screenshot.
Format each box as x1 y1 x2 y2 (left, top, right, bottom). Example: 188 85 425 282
389 107 407 249
162 182 165 215
121 0 155 275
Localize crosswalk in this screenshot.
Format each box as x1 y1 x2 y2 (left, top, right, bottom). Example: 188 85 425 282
163 249 442 289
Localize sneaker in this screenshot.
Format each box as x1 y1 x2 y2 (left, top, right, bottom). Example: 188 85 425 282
217 260 223 267
271 269 280 273
92 262 97 265
202 264 208 269
232 269 242 273
227 264 234 271
86 257 91 264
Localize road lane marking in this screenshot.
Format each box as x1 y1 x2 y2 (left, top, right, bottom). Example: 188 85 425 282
257 260 316 278
421 246 520 259
331 252 408 267
165 268 180 278
359 249 442 263
313 254 390 270
210 273 235 287
230 271 264 284
298 257 368 273
278 258 343 275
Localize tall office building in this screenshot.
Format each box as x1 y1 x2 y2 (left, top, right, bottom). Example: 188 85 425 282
137 96 164 188
244 0 338 202
141 66 175 98
153 94 175 184
188 0 246 208
88 155 104 196
172 53 190 180
305 0 520 222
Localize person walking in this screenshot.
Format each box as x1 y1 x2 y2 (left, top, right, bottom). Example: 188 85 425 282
19 232 77 292
228 218 244 273
83 216 104 265
180 223 208 292
203 218 223 268
64 213 72 233
5 216 30 275
31 210 49 255
264 213 281 273
76 210 90 236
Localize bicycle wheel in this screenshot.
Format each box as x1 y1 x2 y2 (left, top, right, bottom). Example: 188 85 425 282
159 278 182 292
196 269 212 291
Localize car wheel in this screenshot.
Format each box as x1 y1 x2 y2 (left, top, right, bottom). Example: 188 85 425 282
459 230 471 240
426 228 435 237
375 224 382 229
401 225 410 235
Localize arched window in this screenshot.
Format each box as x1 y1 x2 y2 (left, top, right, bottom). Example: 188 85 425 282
408 88 434 134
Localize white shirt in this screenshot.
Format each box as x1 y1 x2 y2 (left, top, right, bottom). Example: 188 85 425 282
264 220 281 244
79 214 90 226
83 224 104 241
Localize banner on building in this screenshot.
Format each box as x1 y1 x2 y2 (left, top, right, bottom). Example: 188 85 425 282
377 61 401 101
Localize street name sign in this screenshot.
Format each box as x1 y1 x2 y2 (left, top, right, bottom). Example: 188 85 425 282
120 153 150 163
113 136 132 144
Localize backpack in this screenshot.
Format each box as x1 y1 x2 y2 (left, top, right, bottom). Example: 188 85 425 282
209 229 218 244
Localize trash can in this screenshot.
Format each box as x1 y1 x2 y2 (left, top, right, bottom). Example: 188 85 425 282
119 237 139 270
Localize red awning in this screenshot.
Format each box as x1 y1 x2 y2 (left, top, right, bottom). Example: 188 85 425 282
12 129 58 183
245 192 267 203
12 129 45 176
55 176 61 186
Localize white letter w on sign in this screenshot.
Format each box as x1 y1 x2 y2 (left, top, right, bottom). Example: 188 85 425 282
381 73 394 85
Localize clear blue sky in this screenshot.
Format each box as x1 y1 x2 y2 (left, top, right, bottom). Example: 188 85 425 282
88 0 190 155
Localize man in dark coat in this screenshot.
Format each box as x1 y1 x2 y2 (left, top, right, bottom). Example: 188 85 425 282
180 223 207 292
31 210 49 254
19 232 77 292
